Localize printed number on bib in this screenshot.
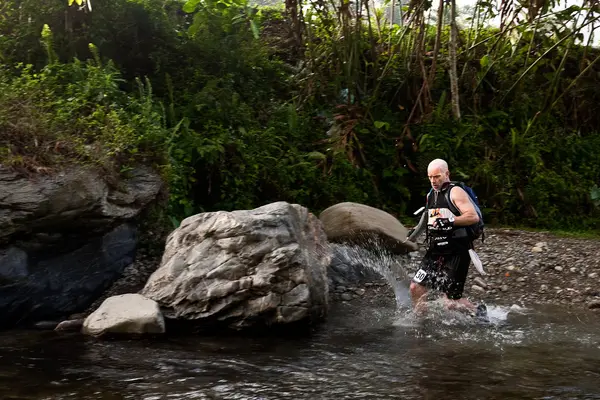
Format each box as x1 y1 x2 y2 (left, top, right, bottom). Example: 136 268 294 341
413 269 427 283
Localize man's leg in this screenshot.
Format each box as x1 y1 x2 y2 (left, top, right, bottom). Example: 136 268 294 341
440 251 476 313
409 281 428 314
410 255 435 315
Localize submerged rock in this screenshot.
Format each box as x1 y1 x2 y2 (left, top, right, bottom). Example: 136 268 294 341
588 300 600 310
140 201 331 330
55 319 85 332
32 321 60 330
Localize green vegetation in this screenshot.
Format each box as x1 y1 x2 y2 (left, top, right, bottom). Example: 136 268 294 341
0 0 598 233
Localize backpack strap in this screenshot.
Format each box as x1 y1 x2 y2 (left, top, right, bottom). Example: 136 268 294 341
444 182 461 216
444 182 481 243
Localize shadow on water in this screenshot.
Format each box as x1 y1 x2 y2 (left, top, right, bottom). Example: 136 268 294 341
1 243 600 399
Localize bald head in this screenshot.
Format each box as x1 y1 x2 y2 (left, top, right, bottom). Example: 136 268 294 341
428 158 449 174
427 158 450 191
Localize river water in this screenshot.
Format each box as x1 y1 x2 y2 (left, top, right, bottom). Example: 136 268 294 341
1 298 599 400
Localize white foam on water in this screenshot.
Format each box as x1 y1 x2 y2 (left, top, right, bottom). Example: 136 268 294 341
391 308 422 328
391 301 518 333
484 305 509 321
455 328 528 347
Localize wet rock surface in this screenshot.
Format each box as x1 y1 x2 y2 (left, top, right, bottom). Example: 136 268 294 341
0 165 163 248
82 293 165 337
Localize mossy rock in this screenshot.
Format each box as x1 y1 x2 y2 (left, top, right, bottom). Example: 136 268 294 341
318 202 419 254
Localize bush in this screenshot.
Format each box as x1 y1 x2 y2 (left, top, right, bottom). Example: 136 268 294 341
0 55 169 174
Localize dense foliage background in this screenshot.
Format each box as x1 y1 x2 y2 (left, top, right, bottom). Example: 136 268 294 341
1 0 599 232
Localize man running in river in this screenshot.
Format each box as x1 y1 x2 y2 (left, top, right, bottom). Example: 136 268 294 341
407 158 486 318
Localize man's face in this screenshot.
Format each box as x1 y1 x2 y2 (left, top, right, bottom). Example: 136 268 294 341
427 166 449 191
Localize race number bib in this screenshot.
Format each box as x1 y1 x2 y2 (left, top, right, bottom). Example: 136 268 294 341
428 207 455 229
413 269 427 283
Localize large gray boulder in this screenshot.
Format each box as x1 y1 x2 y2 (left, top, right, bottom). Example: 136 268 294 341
318 202 419 253
0 165 164 328
140 202 331 330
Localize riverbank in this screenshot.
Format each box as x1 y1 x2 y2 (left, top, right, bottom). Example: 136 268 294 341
462 228 600 310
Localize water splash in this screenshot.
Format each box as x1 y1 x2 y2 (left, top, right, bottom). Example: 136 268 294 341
330 240 418 310
327 239 515 330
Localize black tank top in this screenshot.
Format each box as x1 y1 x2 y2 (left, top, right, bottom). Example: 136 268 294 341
426 182 471 254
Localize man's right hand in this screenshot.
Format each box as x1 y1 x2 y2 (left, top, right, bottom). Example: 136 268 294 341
432 217 454 231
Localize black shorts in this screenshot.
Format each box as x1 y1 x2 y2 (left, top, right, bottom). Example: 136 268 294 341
412 249 471 300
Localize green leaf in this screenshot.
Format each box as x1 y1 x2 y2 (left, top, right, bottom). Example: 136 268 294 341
374 120 390 130
250 20 260 39
169 215 181 229
306 151 326 160
182 0 202 13
480 54 490 68
41 24 52 39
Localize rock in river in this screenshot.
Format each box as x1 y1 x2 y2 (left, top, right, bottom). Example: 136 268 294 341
140 202 331 330
82 293 165 337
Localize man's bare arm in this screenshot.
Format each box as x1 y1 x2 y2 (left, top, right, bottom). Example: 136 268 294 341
450 187 479 226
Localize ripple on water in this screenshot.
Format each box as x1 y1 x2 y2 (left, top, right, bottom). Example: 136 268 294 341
1 303 600 400
2 244 600 399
